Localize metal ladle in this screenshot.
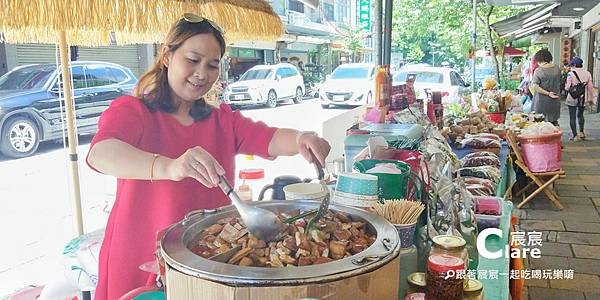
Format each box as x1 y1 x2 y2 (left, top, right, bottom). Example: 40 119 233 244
218 175 286 242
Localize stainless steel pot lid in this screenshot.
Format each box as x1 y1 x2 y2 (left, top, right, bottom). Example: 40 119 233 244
160 200 400 286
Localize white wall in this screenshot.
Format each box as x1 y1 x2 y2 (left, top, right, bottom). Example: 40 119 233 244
582 2 600 31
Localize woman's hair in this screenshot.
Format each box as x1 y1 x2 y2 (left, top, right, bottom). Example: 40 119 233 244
572 62 583 68
533 49 553 64
134 18 226 121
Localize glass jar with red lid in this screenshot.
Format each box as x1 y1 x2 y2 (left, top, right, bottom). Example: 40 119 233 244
237 168 265 201
426 254 464 300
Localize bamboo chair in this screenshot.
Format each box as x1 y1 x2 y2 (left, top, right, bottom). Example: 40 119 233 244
506 132 565 210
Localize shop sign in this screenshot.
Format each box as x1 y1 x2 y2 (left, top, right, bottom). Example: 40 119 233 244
358 0 370 31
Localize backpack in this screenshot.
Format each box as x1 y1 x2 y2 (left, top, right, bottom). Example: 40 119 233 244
568 71 587 99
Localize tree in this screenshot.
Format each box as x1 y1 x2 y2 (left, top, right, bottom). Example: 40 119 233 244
339 24 369 63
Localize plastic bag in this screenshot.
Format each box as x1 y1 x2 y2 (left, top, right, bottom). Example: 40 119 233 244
464 133 501 141
460 137 501 149
462 151 499 160
466 184 495 196
521 122 558 136
459 166 501 183
463 177 497 195
461 155 501 168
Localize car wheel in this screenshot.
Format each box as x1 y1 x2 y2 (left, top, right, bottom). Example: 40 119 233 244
321 104 330 109
0 116 40 158
265 90 277 108
293 87 303 104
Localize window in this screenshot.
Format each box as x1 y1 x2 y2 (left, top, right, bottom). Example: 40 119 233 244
240 69 273 81
0 65 55 90
109 67 129 83
276 68 286 78
86 66 119 88
450 72 467 86
270 0 286 16
394 71 443 84
330 67 370 79
285 67 298 77
336 1 350 23
58 66 86 89
289 0 304 13
323 3 334 21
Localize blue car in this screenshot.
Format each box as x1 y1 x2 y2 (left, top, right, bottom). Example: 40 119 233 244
0 61 137 158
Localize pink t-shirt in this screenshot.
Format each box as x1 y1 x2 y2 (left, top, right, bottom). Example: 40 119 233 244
86 96 277 299
565 68 595 106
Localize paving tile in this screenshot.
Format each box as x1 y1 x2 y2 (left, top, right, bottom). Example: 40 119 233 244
572 245 600 259
550 273 600 293
563 221 600 233
569 258 600 275
547 231 558 242
585 292 600 300
593 198 600 207
528 287 585 300
557 190 600 198
538 242 573 257
585 185 600 192
529 255 570 270
557 232 600 245
526 210 600 222
522 286 528 300
520 220 565 231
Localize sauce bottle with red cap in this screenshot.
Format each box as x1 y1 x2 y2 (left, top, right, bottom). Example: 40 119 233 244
237 168 265 201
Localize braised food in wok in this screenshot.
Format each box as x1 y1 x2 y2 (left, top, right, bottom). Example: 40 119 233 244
189 210 377 267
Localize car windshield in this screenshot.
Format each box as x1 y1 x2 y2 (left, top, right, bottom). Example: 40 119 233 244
394 71 443 84
239 69 273 81
0 65 56 90
330 67 370 79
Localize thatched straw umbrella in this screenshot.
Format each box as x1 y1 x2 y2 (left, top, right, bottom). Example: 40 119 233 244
0 0 283 237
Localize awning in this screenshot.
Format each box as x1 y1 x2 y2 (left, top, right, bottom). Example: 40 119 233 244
475 47 526 57
491 0 598 40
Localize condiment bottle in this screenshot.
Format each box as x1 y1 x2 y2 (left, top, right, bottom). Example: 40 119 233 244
426 254 464 300
463 278 484 300
237 168 265 201
406 272 427 295
430 235 469 271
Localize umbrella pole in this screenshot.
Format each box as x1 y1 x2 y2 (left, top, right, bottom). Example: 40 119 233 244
58 30 85 236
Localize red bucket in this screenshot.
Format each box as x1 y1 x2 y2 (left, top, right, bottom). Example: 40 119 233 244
486 112 506 124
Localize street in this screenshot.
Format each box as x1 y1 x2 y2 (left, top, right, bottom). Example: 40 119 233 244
0 98 348 296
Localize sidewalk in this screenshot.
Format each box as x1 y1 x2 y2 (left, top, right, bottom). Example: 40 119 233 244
517 105 600 300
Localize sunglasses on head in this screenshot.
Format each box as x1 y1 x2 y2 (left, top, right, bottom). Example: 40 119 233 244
183 13 225 34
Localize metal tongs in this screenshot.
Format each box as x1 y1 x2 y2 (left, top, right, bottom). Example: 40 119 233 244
285 152 330 230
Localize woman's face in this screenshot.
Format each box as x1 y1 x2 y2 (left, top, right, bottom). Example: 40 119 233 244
164 33 222 105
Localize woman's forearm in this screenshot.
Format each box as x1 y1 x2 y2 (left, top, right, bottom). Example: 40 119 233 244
268 128 301 156
532 84 550 96
87 139 172 180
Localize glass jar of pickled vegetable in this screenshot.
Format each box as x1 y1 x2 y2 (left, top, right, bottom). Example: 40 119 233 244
406 272 427 294
463 278 484 300
426 254 465 300
430 235 469 270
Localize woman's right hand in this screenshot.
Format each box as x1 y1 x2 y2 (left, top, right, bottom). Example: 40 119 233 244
167 147 225 187
548 92 560 99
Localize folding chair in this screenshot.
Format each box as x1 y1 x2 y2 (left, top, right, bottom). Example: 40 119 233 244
506 132 566 210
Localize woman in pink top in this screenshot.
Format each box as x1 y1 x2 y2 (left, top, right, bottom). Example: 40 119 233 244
86 14 330 299
565 57 595 140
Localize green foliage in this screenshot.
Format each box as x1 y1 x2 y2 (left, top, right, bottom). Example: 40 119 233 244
391 0 530 71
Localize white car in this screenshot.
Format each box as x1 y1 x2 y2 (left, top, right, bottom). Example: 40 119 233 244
223 63 304 108
392 66 470 104
319 63 376 108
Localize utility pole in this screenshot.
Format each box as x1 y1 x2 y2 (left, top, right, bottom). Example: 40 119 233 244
374 0 382 65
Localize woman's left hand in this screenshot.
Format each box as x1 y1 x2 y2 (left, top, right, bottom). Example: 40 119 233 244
548 92 559 99
297 132 331 167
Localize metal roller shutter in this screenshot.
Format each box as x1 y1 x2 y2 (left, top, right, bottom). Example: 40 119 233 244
78 45 141 76
16 44 57 65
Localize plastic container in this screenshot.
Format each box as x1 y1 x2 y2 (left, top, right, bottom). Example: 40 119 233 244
518 132 562 172
463 278 484 300
475 213 502 232
406 272 427 294
430 235 469 271
426 255 465 300
486 112 505 124
473 196 503 216
237 168 265 201
405 292 425 300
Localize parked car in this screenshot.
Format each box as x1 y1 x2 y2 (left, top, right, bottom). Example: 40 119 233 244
0 61 137 158
222 63 304 108
319 63 376 108
392 66 469 104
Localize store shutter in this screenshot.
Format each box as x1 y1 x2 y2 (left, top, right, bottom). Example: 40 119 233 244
78 45 142 76
16 44 57 65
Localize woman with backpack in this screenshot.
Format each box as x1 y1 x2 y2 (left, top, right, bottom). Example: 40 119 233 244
565 57 594 141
